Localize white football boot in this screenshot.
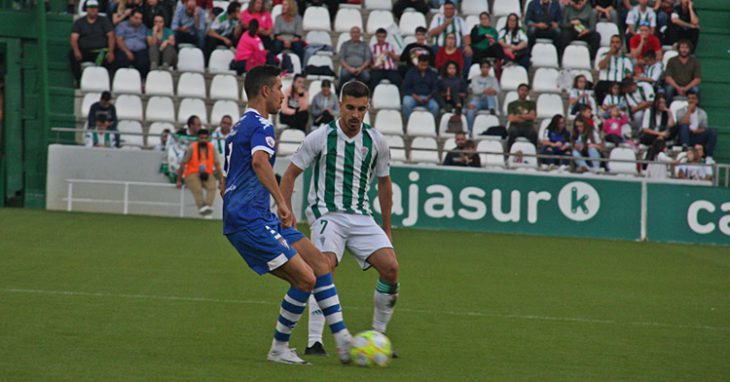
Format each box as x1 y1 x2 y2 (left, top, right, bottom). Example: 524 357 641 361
267 347 310 365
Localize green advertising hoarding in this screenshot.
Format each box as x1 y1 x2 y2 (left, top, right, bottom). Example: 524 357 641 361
647 183 730 245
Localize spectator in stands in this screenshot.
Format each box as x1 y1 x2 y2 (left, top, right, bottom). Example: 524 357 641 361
280 74 310 131
623 78 653 129
593 0 618 23
142 0 172 29
231 19 268 75
677 147 711 181
271 0 304 62
643 139 674 179
172 0 206 48
640 93 675 146
113 9 150 77
507 83 538 150
211 115 232 165
437 61 467 113
571 116 603 172
204 2 240 62
178 114 202 136
87 91 118 132
601 81 627 116
540 114 571 167
176 129 223 216
69 0 115 82
153 128 171 151
428 1 472 67
629 22 662 69
370 28 402 90
569 74 597 115
676 91 716 161
499 13 530 70
595 35 633 104
559 0 600 59
402 55 439 121
443 133 480 167
147 15 177 70
668 0 699 49
625 0 656 44
339 26 372 87
240 0 273 48
635 50 662 88
466 60 499 129
401 27 434 73
310 79 339 127
663 39 701 102
112 0 143 25
78 0 112 14
435 33 464 73
602 105 630 144
525 0 562 48
469 12 504 72
393 0 429 21
85 114 119 148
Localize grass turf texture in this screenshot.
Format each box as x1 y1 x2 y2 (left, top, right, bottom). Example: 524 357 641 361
1 209 729 381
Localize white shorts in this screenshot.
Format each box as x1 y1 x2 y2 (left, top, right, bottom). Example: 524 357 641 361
310 212 393 270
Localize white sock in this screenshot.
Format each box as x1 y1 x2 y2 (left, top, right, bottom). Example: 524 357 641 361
307 294 326 347
373 279 399 333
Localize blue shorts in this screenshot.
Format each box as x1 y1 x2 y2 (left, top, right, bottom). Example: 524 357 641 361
226 221 305 275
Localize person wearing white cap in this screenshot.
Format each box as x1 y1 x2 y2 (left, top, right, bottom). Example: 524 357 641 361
69 0 115 81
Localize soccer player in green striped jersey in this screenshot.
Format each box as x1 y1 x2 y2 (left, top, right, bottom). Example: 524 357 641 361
281 81 400 356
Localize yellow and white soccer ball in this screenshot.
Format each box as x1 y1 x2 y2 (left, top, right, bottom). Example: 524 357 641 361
349 330 392 367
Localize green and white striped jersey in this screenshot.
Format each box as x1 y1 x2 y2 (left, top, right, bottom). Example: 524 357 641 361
291 120 391 221
598 53 633 82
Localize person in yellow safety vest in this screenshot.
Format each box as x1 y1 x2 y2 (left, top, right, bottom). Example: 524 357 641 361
176 129 224 217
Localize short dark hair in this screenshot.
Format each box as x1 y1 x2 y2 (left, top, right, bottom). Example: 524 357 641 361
340 80 370 100
686 89 698 97
376 28 387 35
221 114 232 121
678 39 694 51
417 54 430 63
443 0 454 6
321 79 332 88
130 9 143 18
226 1 240 14
415 26 427 34
480 59 491 68
479 11 489 18
244 65 282 100
198 129 210 136
187 115 199 126
518 83 530 91
642 50 656 60
101 91 111 101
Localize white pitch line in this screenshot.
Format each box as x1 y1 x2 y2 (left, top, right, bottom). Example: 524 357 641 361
3 288 729 333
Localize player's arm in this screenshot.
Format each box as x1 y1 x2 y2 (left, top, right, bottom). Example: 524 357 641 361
378 176 393 241
280 163 304 226
281 133 319 226
251 151 291 226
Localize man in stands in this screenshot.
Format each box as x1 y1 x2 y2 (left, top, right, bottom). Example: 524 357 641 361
402 55 439 121
443 132 480 167
87 91 118 133
525 0 562 48
84 114 119 148
310 79 339 127
211 115 233 169
69 0 115 82
559 0 600 59
141 0 172 29
594 34 633 104
676 91 716 163
428 1 472 68
178 115 202 136
663 39 701 102
370 28 402 90
172 0 207 48
114 9 150 77
629 22 662 69
153 128 171 151
204 2 240 62
668 0 700 49
339 26 372 87
625 0 657 44
507 83 538 150
622 78 654 130
176 129 223 217
400 27 433 73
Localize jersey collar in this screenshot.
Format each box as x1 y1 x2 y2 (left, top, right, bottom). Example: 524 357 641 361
335 119 362 143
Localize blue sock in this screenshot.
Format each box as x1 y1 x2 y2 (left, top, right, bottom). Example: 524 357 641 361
273 287 309 344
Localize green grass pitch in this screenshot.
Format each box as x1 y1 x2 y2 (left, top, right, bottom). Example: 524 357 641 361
1 208 729 381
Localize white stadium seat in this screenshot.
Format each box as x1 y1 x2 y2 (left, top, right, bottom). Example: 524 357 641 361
562 45 591 70
443 137 457 152
116 120 144 147
662 49 678 69
80 66 110 92
500 65 528 91
177 47 205 73
115 95 143 121
334 8 363 33
538 118 551 142
502 90 520 116
147 122 175 147
278 129 305 156
306 54 334 71
670 99 688 120
406 111 437 137
467 63 496 80
409 137 440 164
366 10 396 35
241 85 248 103
112 68 142 95
80 92 101 119
509 141 538 169
536 93 564 119
278 53 302 75
208 49 235 74
478 139 505 168
495 16 507 32
492 0 521 17
178 98 208 125
531 43 559 68
209 74 239 101
145 96 175 123
609 147 638 175
303 7 331 31
177 72 207 99
145 70 174 96
385 135 407 163
364 0 392 10
596 22 619 47
438 112 468 136
374 110 403 136
399 11 427 36
306 31 332 47
307 80 323 103
462 0 487 16
472 114 500 138
372 83 401 109
532 68 561 93
465 15 479 33
211 100 241 124
271 4 282 21
336 32 351 53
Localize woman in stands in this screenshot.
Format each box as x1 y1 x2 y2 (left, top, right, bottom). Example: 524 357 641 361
231 19 269 75
271 0 304 62
435 33 464 73
639 94 675 146
469 12 504 77
568 74 597 115
540 114 571 168
437 61 468 114
279 74 310 132
147 15 178 70
571 116 604 173
240 0 274 48
498 13 529 70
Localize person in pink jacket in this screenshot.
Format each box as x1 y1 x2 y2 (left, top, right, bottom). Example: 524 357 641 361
231 19 267 74
602 104 630 145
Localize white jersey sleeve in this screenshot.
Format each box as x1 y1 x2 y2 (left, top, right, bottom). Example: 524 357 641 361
372 130 391 178
291 128 326 170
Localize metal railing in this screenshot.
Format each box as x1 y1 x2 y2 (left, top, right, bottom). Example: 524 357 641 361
64 179 188 216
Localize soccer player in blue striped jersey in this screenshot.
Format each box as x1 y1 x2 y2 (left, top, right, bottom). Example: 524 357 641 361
280 81 400 356
222 65 352 365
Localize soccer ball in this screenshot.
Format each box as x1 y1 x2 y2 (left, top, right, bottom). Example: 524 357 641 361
349 330 392 367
